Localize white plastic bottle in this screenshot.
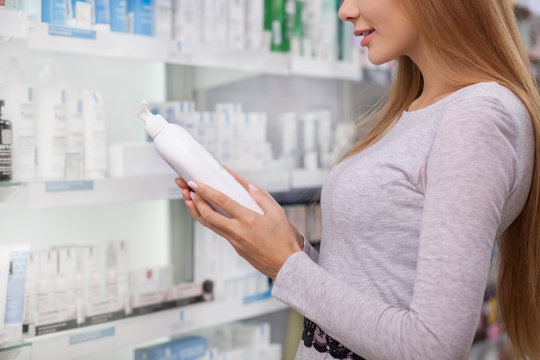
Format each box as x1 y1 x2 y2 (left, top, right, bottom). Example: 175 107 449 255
138 101 264 216
64 85 84 179
0 58 36 181
82 89 107 179
34 59 67 180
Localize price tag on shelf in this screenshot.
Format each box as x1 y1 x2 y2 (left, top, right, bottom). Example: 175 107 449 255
45 180 94 192
48 24 96 40
69 326 115 345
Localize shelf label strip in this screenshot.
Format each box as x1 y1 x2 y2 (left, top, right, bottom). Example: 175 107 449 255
48 25 96 40
45 180 94 192
69 326 115 345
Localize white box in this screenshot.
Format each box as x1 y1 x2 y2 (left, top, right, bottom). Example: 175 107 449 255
107 142 174 178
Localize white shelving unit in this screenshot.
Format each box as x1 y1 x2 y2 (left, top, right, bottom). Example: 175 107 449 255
0 8 341 360
0 298 288 360
0 168 326 208
0 9 367 81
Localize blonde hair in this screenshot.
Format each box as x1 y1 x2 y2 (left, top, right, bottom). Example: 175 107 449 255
342 0 540 357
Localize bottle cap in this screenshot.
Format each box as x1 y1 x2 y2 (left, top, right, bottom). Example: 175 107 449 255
137 101 168 138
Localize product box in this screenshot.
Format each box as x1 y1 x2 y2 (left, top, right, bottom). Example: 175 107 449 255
107 142 174 178
135 335 207 360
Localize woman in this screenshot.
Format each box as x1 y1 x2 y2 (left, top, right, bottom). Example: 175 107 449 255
176 0 540 358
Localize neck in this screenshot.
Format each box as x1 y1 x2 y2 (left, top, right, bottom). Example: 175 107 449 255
407 50 461 111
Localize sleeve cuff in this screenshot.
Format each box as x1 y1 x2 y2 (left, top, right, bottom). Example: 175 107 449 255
272 250 317 308
301 235 319 263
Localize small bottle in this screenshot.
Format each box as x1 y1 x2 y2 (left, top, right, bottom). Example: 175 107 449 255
137 101 264 216
0 100 13 182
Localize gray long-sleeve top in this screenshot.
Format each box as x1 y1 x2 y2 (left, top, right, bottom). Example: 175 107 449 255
271 82 535 360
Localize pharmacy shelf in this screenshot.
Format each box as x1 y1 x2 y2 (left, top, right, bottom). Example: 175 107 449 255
25 174 181 208
25 297 288 360
290 56 363 81
3 169 326 208
0 10 374 81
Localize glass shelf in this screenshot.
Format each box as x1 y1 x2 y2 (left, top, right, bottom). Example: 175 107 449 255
0 341 31 360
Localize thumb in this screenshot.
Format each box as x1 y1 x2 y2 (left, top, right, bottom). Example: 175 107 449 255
246 183 280 214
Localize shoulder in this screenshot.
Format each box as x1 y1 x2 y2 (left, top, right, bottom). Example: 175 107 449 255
444 82 528 123
435 82 530 143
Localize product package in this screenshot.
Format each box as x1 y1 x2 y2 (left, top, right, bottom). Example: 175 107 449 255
0 58 35 181
3 245 30 343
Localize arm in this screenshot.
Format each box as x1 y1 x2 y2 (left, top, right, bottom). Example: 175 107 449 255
272 98 523 360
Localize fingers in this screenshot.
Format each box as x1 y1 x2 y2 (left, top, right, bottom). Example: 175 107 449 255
223 166 277 215
189 190 233 231
175 177 190 190
188 180 252 220
223 165 250 190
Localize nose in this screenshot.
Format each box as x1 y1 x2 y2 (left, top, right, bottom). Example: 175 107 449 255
338 0 360 23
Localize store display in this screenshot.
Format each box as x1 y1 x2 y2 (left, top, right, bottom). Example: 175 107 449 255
64 85 84 179
128 0 154 36
110 0 128 32
82 90 107 179
0 100 13 182
41 0 70 25
0 58 35 181
138 101 264 216
3 245 30 344
34 59 68 180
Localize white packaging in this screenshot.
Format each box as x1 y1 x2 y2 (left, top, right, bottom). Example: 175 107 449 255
202 0 216 45
107 142 173 177
216 112 236 166
301 113 318 171
129 265 173 308
0 250 11 345
315 110 332 169
0 58 36 181
174 0 203 44
23 251 38 333
82 89 107 179
104 240 129 314
280 112 299 170
214 0 228 47
227 0 245 49
57 248 77 322
138 101 263 216
234 322 271 346
34 250 58 328
65 85 85 180
34 59 67 180
245 0 264 50
153 0 172 39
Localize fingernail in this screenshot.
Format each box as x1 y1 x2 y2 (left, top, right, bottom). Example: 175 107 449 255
188 181 198 190
190 191 196 201
248 184 259 192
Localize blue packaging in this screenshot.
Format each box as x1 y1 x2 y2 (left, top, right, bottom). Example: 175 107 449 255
110 0 127 32
128 0 153 36
4 247 29 342
42 0 68 24
134 336 207 360
94 0 111 25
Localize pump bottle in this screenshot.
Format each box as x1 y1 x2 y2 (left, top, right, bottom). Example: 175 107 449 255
138 101 264 216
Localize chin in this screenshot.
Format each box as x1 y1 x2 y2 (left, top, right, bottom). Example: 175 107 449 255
367 52 394 66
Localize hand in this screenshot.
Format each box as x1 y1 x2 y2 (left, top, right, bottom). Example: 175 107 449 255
175 167 303 279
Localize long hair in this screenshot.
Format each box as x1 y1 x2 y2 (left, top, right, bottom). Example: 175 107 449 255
342 0 540 357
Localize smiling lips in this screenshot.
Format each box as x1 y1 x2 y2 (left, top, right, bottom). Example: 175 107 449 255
359 28 375 47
